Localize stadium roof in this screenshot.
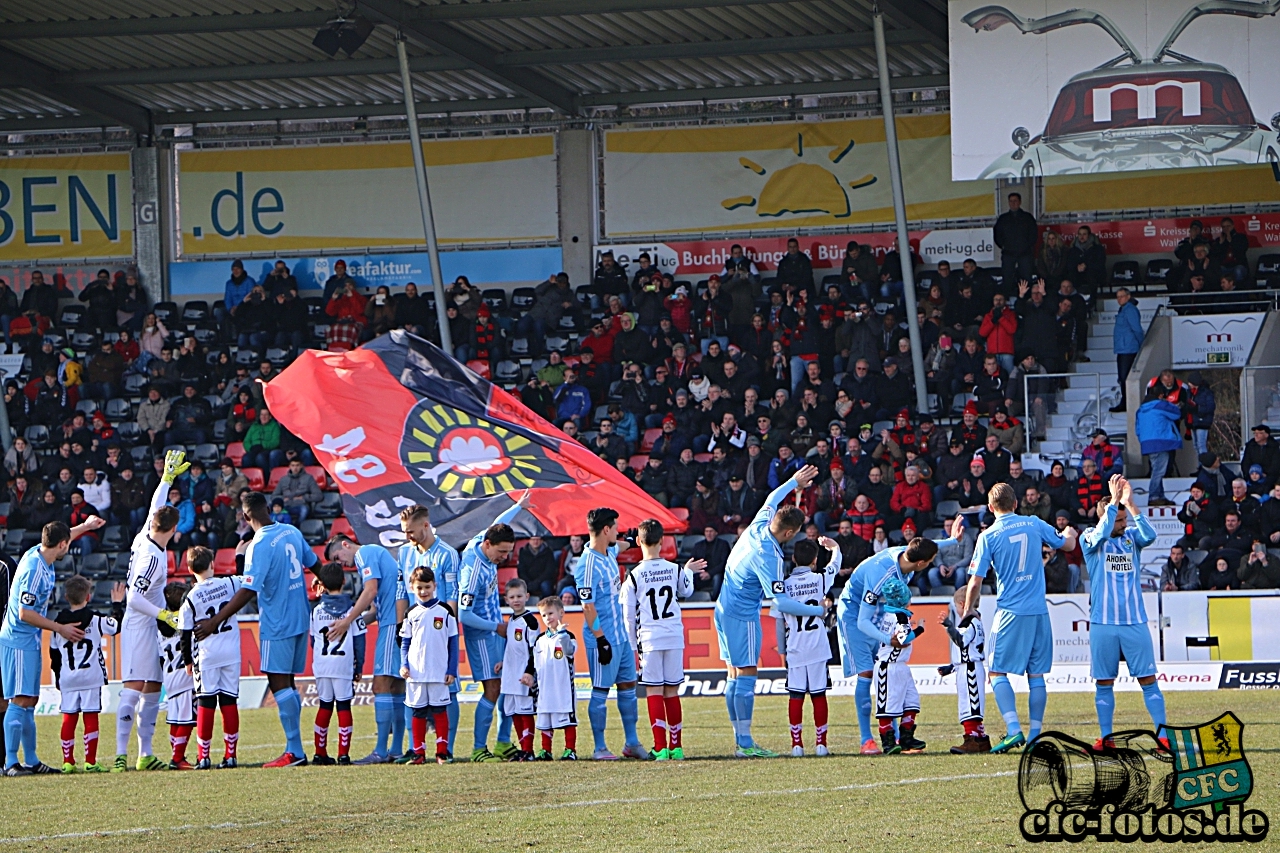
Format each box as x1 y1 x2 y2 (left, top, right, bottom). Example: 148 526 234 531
0 0 950 135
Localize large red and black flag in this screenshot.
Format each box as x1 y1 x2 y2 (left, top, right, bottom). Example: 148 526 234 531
264 330 685 548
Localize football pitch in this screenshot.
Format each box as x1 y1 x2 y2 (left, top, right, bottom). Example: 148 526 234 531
3 691 1275 851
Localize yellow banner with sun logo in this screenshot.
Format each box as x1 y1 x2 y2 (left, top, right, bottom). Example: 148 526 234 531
602 116 993 237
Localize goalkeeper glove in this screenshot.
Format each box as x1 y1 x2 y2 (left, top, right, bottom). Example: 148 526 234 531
595 635 613 665
157 609 180 630
937 664 955 677
161 449 191 485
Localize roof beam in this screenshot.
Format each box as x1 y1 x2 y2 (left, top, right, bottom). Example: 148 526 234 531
420 0 795 20
0 52 151 133
359 0 580 114
0 10 335 40
62 56 469 87
877 0 949 51
579 74 949 107
154 97 541 126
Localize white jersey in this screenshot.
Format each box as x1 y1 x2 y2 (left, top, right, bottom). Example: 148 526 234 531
621 559 693 653
178 577 243 670
532 626 576 714
775 562 836 668
874 612 917 666
400 601 457 683
310 606 365 681
500 611 540 697
950 612 986 723
124 481 173 634
53 610 120 693
159 628 194 697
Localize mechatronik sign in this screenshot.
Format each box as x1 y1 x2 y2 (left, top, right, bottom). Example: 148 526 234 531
1170 313 1263 367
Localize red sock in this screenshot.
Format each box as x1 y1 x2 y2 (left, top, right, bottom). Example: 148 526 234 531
411 715 428 754
812 694 829 746
788 696 804 747
963 718 982 737
664 696 682 749
221 703 240 759
170 724 191 762
434 711 450 755
83 712 99 765
515 714 534 753
314 706 333 755
879 717 895 735
563 725 576 751
901 711 916 729
647 694 668 751
197 704 216 761
541 730 553 753
60 712 78 765
337 707 353 757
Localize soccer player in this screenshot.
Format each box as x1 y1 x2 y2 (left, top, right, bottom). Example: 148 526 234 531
398 566 458 765
620 519 700 760
159 582 196 769
499 578 540 761
50 576 124 773
530 595 578 760
774 535 840 757
116 449 190 772
873 577 925 755
326 534 406 764
178 546 243 769
837 517 959 755
194 490 319 767
938 587 990 754
398 505 462 756
457 493 529 762
1081 475 1165 750
1 519 105 776
963 483 1078 754
309 562 365 765
714 464 824 758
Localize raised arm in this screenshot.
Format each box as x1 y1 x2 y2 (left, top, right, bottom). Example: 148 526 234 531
759 465 820 518
150 449 192 517
1121 479 1157 549
620 573 639 652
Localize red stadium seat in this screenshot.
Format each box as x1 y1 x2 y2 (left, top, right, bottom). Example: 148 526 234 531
640 428 661 452
213 548 238 576
267 466 289 492
466 360 490 379
504 538 530 567
669 507 689 522
628 454 647 472
305 570 321 601
660 535 678 562
243 468 265 491
497 567 518 586
329 517 356 540
306 465 331 490
225 442 245 466
693 452 712 464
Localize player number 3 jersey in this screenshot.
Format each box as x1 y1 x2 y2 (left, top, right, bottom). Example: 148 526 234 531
621 558 693 653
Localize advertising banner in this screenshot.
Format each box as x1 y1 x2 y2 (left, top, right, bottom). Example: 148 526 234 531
0 153 134 260
950 0 1280 180
603 117 992 238
177 136 558 255
1171 312 1265 367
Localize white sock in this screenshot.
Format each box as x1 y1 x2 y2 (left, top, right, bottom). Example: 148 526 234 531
116 688 140 757
137 692 161 757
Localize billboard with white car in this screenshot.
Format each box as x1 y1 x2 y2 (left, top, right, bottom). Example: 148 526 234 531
949 0 1280 180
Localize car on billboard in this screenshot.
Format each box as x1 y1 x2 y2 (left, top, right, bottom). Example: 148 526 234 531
963 2 1280 178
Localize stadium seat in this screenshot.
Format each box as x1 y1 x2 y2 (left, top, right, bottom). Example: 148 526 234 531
628 454 647 472
181 300 210 324
497 567 518 586
510 287 536 312
152 301 178 325
116 421 142 443
266 348 290 367
330 516 356 540
75 398 99 416
99 525 126 551
1145 258 1174 285
693 452 712 463
130 445 153 466
213 548 238 575
104 397 132 420
300 519 326 544
936 499 962 520
58 304 87 327
641 428 661 452
225 442 246 466
303 297 324 318
466 360 491 379
235 349 260 366
670 507 689 523
545 336 569 353
23 424 49 449
305 465 330 490
314 491 343 519
79 553 109 579
508 338 530 356
243 468 265 491
1257 253 1280 288
4 529 24 552
481 288 507 313
495 360 522 384
194 443 221 467
123 373 148 395
267 466 289 492
1110 260 1139 287
71 331 96 351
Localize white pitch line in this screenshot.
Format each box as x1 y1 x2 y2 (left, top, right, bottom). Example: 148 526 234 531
0 769 1016 844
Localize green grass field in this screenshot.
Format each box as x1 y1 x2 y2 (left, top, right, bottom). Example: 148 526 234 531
3 691 1276 851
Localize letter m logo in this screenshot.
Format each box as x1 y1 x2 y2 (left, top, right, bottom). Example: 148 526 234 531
1207 333 1232 343
1093 80 1201 123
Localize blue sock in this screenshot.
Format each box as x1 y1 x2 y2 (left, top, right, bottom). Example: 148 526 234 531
855 676 873 743
724 676 738 740
373 694 394 758
1141 682 1166 734
19 706 36 766
617 687 640 748
395 699 411 756
473 696 496 752
447 694 460 754
992 675 1022 736
588 688 609 752
3 706 23 768
496 706 513 745
734 675 758 747
1027 676 1047 741
274 688 304 758
1095 684 1115 738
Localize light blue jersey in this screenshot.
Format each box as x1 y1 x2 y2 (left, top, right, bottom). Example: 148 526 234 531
0 547 55 651
243 522 318 640
458 502 524 632
577 544 624 648
843 536 958 644
716 477 824 621
399 536 460 605
355 544 401 630
969 514 1066 617
1082 503 1156 626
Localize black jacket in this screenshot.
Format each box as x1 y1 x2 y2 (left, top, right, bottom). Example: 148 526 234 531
993 208 1038 255
775 251 814 296
517 543 558 592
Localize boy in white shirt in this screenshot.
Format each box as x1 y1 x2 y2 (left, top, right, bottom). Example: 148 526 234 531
775 535 839 757
499 579 540 761
530 596 578 760
938 588 990 754
399 566 458 764
178 546 243 769
874 576 925 755
159 582 196 769
619 519 702 760
50 575 124 772
309 562 365 765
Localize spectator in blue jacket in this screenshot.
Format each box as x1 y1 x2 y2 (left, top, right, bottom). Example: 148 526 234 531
1110 288 1144 412
223 260 255 322
167 485 198 550
1187 371 1215 456
767 443 801 489
1136 387 1184 506
553 367 592 426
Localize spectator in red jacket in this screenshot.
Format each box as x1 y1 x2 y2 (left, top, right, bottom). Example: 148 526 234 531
1081 429 1124 477
843 493 883 540
1075 457 1105 522
889 464 933 525
325 279 367 322
978 292 1018 374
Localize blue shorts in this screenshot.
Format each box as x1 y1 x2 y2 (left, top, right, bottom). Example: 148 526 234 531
374 625 400 678
0 645 40 700
1090 623 1157 680
714 609 762 669
990 611 1053 676
260 634 307 675
837 604 880 677
465 630 505 681
586 639 637 689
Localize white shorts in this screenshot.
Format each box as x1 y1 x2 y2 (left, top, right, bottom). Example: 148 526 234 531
874 661 920 718
638 647 685 687
535 711 576 731
315 677 354 704
405 681 450 709
786 661 830 694
166 689 195 725
502 693 534 716
956 660 986 723
60 687 102 714
121 628 162 683
194 663 240 698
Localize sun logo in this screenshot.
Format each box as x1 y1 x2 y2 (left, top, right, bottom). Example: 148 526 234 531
721 132 877 218
401 401 565 498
